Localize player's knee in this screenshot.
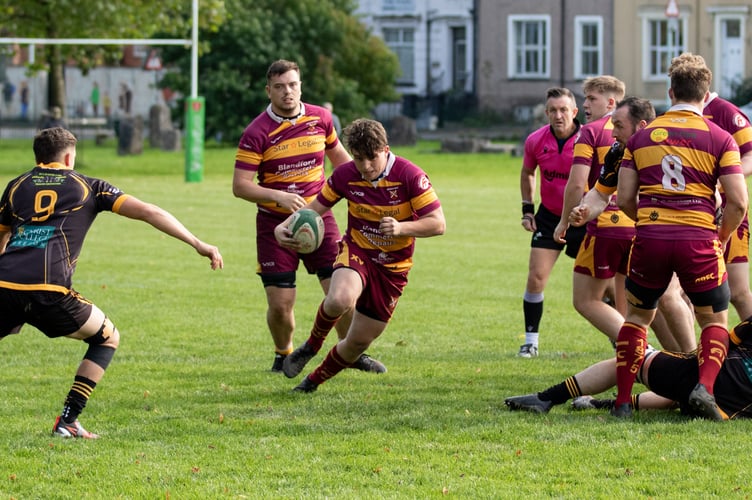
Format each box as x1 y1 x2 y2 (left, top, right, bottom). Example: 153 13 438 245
83 318 118 370
324 293 355 317
84 317 119 350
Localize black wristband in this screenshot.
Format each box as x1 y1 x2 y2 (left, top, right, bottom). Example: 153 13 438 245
522 202 535 216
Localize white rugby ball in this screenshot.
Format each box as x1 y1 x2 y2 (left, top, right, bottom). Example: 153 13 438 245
289 208 325 254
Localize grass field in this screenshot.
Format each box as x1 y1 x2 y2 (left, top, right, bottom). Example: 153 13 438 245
0 137 750 498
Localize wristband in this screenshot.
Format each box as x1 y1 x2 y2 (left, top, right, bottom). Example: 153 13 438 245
522 202 535 216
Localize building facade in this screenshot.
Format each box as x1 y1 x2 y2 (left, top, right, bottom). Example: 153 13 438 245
613 0 749 107
474 0 615 120
355 0 474 126
474 0 751 120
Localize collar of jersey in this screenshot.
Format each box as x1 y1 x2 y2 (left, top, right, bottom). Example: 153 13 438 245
266 103 306 124
36 162 72 170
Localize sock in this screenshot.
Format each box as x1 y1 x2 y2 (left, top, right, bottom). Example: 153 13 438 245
614 322 647 406
307 303 341 352
538 376 582 405
308 346 352 385
61 375 97 424
523 292 543 346
697 324 729 394
275 347 293 356
631 394 640 411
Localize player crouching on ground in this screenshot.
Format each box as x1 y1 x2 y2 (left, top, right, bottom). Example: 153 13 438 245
0 127 223 438
273 118 446 392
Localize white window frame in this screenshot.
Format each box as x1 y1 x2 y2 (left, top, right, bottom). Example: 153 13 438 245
507 15 551 79
574 16 603 79
641 15 687 82
382 26 416 85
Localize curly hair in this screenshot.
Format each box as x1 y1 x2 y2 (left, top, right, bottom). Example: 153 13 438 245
344 119 389 159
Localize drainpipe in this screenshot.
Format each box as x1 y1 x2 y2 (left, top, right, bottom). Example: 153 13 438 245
561 0 566 87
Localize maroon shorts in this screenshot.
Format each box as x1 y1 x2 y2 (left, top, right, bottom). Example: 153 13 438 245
256 210 341 276
627 236 726 294
725 225 749 264
574 234 632 278
334 240 408 322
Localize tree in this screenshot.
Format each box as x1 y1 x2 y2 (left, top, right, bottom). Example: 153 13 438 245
158 0 400 142
0 0 226 115
731 77 752 107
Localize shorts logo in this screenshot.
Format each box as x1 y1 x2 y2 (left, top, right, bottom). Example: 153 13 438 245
695 272 717 283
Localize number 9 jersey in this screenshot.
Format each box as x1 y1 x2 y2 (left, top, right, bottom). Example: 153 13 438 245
0 164 128 292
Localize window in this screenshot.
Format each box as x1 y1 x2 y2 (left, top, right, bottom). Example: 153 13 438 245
452 27 467 91
383 27 415 85
574 16 602 78
508 15 550 79
644 17 686 80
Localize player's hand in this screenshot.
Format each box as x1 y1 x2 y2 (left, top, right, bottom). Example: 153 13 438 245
568 205 589 227
379 217 401 236
275 192 307 212
521 214 536 232
273 222 301 251
600 142 624 189
195 242 224 270
553 221 568 244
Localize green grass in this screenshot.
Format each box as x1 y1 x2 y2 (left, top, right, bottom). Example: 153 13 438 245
0 137 751 498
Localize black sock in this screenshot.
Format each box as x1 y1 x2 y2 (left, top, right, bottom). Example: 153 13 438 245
61 376 97 424
538 376 582 405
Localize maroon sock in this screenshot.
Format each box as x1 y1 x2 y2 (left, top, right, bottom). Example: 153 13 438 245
306 303 341 352
614 322 647 406
697 325 729 394
308 345 352 385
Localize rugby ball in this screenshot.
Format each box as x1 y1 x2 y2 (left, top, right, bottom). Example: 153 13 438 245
289 208 325 254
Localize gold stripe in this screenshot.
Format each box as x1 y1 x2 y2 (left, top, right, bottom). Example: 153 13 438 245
0 281 70 293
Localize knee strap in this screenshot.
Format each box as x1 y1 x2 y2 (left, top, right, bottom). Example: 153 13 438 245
83 318 117 369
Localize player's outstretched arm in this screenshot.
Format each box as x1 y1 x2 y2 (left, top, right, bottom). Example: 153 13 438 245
570 189 609 226
117 197 223 270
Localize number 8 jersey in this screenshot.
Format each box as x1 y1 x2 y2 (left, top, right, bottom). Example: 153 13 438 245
0 163 128 292
620 105 742 240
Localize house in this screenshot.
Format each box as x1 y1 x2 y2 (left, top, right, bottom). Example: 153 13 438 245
613 0 749 108
474 0 751 120
354 0 474 127
474 0 615 121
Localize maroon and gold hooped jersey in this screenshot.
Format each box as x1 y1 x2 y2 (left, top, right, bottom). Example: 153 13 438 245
621 107 742 240
234 102 337 216
0 164 128 292
317 153 441 274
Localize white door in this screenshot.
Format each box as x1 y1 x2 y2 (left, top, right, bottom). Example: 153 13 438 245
719 17 744 98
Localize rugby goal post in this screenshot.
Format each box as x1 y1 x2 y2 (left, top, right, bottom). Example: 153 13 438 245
0 0 205 182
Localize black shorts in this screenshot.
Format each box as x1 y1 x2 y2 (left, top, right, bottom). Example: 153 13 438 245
644 350 697 407
531 204 586 258
0 288 93 339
